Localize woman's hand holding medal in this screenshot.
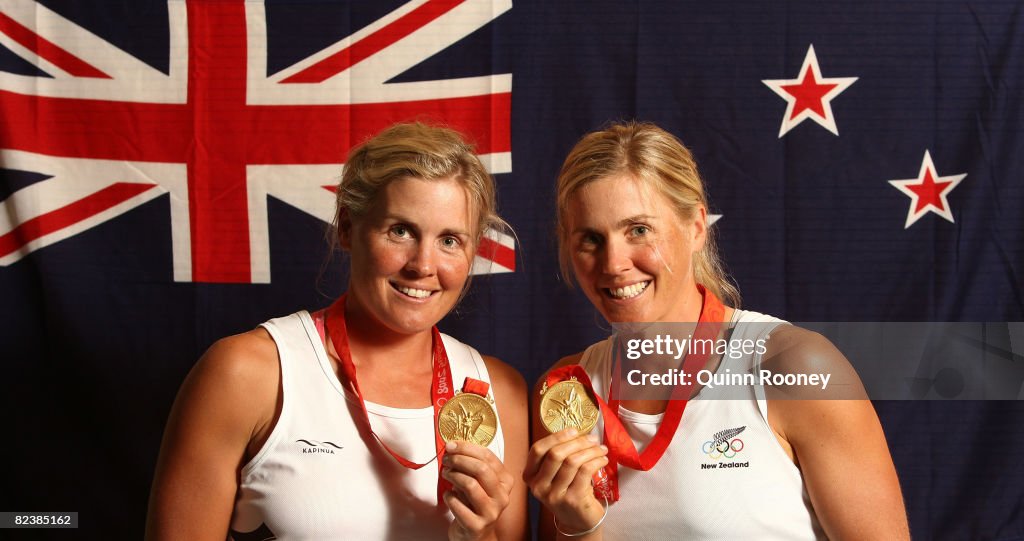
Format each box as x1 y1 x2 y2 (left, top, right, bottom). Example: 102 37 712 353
442 441 516 541
437 380 515 541
525 377 609 537
525 429 609 537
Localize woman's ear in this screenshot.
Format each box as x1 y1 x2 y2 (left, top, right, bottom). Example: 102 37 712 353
692 205 708 251
337 209 353 250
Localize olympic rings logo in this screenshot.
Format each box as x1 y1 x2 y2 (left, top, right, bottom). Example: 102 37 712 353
701 437 744 460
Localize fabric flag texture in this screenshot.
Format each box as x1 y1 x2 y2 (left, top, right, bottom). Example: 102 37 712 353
1 1 1022 539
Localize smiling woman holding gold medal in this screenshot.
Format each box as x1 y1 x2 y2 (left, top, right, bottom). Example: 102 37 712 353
525 122 909 540
146 123 528 541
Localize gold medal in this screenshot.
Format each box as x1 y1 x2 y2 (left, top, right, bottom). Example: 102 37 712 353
539 377 599 434
438 391 498 447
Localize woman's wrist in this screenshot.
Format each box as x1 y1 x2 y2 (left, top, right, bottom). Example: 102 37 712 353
453 533 497 541
450 522 498 541
553 497 608 537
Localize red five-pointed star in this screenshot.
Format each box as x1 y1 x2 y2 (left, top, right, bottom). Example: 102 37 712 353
762 45 858 137
781 69 838 119
888 151 967 228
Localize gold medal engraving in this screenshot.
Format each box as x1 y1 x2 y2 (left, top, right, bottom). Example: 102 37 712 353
438 392 498 446
539 378 599 434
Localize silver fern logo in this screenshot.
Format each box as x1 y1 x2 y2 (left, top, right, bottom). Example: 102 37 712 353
701 426 746 460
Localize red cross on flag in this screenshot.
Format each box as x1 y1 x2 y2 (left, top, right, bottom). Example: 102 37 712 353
0 0 515 283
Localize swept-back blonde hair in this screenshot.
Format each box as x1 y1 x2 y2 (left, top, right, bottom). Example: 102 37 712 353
555 121 740 307
334 122 506 244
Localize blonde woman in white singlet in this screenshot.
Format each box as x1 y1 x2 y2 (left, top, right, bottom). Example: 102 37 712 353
524 122 909 540
147 123 528 541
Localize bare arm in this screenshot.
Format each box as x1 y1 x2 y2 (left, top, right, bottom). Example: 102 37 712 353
145 330 280 541
485 355 530 541
765 327 910 540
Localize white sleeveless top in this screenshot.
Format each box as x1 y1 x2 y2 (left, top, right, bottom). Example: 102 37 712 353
580 309 826 540
228 311 505 541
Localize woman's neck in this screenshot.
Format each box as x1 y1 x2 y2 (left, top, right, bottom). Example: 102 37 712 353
342 294 432 366
673 281 706 322
332 295 435 407
618 285 734 415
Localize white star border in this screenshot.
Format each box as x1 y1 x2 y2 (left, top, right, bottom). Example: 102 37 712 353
888 150 966 229
762 45 858 137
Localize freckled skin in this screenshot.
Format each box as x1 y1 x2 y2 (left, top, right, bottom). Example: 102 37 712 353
566 174 707 324
342 175 475 338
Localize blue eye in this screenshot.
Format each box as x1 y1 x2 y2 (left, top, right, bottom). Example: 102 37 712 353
631 225 649 236
441 236 460 248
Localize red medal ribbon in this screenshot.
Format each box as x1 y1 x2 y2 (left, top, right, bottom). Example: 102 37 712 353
462 377 491 397
545 285 725 502
324 294 453 505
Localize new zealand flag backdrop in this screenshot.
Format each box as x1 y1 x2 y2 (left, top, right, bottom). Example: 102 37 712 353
1 0 1022 539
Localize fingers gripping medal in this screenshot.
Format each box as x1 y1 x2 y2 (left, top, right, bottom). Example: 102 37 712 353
438 378 498 446
539 377 599 434
540 369 614 501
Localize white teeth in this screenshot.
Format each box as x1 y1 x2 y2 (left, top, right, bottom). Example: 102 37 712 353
396 286 432 298
609 281 650 299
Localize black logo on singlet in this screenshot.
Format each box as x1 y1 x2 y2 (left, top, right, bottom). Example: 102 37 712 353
296 439 342 454
699 426 750 469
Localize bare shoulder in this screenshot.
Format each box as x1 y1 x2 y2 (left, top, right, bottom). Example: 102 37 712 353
190 328 280 402
202 326 278 366
760 329 908 539
480 355 528 430
480 355 529 482
762 324 872 438
553 352 585 370
146 327 283 539
760 324 865 398
199 327 279 373
476 356 531 541
177 327 283 448
481 355 528 399
762 324 844 369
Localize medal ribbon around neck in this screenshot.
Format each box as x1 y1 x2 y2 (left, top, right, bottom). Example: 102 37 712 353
325 294 453 505
545 285 725 502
